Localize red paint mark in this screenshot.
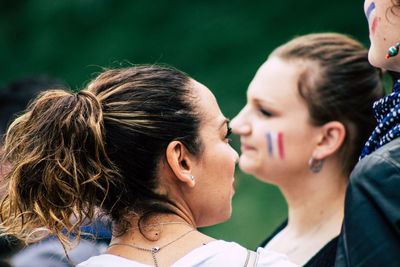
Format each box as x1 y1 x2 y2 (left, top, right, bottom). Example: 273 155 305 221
371 17 378 35
278 132 284 160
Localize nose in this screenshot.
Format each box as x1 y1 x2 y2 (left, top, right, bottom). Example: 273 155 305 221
231 107 251 136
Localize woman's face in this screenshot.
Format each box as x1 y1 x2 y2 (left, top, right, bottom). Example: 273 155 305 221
231 57 320 185
189 80 239 227
364 0 400 71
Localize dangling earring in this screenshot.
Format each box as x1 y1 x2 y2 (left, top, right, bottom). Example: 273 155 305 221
308 157 324 173
386 42 400 59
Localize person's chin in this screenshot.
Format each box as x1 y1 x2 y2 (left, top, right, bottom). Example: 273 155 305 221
198 210 231 227
238 157 257 175
368 47 381 67
214 209 232 225
367 46 397 70
370 56 400 73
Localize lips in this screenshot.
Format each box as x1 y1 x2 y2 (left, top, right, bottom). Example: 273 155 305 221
240 143 255 152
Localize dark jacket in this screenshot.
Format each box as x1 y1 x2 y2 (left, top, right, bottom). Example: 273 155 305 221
335 138 400 267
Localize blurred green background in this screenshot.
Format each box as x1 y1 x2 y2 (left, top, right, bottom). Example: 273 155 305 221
1 0 369 249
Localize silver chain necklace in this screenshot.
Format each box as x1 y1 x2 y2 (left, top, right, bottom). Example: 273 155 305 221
109 222 195 267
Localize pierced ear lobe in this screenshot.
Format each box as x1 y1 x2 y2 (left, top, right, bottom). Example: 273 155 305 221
190 175 195 186
314 121 346 159
166 141 196 187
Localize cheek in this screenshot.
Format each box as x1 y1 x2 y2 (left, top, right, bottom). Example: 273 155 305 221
368 9 400 65
269 128 312 162
371 16 378 36
222 153 235 175
368 42 381 67
213 145 236 174
264 131 285 160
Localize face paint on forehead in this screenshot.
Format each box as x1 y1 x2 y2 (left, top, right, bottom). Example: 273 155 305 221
265 132 285 160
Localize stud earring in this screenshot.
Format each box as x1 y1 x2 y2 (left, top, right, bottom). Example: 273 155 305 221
386 42 400 59
190 175 195 182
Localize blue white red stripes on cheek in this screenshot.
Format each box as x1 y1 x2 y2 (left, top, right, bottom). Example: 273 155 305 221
265 132 285 159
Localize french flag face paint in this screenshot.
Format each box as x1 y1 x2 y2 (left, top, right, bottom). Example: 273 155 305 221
366 2 377 35
265 132 285 160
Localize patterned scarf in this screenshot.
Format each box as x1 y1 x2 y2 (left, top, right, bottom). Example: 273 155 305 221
361 79 400 158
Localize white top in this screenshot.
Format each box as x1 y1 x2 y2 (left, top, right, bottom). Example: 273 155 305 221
77 240 298 267
11 239 108 267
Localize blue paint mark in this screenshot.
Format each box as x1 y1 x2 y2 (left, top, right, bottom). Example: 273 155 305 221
366 2 375 21
266 132 273 156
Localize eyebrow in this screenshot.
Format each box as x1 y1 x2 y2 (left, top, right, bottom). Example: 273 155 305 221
366 2 375 19
250 96 276 107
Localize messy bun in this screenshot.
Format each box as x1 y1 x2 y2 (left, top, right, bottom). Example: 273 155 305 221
1 89 120 247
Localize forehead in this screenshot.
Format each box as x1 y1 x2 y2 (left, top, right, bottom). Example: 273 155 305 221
190 79 225 128
365 0 398 12
365 1 375 16
247 57 304 103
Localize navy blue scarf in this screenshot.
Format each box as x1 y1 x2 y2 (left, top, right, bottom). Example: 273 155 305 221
361 79 400 158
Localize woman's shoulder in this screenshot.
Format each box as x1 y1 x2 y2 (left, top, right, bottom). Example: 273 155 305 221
77 254 149 267
352 138 400 182
303 236 338 267
349 140 400 217
255 245 298 267
11 238 107 267
339 139 400 266
171 240 247 266
259 220 288 247
173 240 297 267
77 241 298 267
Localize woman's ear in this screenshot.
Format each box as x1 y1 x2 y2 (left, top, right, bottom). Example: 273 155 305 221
165 141 196 187
313 121 346 160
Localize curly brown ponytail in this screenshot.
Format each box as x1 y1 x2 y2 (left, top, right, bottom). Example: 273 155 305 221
0 89 120 247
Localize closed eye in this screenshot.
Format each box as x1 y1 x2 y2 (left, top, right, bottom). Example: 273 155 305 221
260 108 272 117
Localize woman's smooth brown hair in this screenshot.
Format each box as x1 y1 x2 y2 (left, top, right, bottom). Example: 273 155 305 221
0 66 202 250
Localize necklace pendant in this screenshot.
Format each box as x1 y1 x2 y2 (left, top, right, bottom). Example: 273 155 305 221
152 246 160 253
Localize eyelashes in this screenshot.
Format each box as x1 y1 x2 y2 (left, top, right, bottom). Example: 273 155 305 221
260 108 272 117
225 126 232 139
